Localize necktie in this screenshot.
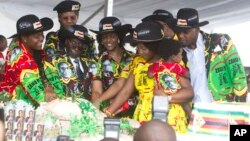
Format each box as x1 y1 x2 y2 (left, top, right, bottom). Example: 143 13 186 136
74 58 83 80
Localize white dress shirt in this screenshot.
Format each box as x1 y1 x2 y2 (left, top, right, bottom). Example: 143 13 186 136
183 33 213 103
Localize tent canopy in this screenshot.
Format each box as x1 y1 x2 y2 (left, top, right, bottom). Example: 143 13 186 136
1 0 250 33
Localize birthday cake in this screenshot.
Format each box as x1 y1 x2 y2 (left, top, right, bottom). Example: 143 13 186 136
188 102 250 137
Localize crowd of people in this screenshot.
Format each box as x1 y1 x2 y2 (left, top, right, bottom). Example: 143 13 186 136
0 0 249 140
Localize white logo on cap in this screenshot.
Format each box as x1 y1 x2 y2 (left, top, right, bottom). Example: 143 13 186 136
33 21 42 30
113 20 121 26
138 30 150 36
74 30 84 38
158 13 168 16
177 19 188 26
189 15 198 21
103 24 113 30
19 22 32 29
72 4 80 11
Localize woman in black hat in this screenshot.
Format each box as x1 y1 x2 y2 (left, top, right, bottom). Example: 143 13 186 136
44 0 96 62
46 24 97 100
0 14 64 107
103 22 193 130
90 17 136 117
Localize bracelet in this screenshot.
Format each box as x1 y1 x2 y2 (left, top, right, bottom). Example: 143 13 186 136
104 108 115 117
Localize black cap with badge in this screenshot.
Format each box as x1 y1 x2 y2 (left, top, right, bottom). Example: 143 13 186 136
132 22 164 42
173 8 209 32
9 14 53 38
141 9 174 24
90 16 132 35
53 0 81 13
59 25 93 43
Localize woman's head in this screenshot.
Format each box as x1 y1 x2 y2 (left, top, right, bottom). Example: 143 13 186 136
98 32 120 52
133 22 164 62
9 14 53 51
137 41 160 62
91 16 132 54
53 0 81 28
157 39 183 63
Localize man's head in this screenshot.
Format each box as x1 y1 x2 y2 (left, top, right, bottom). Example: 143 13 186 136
0 35 7 52
53 0 81 28
29 110 34 117
8 109 14 115
37 124 44 132
134 119 176 141
58 62 72 78
173 8 209 49
61 25 92 58
103 60 112 72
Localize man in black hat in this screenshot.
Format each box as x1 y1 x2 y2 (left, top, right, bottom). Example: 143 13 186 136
173 8 247 103
45 24 97 100
142 9 177 40
44 0 96 62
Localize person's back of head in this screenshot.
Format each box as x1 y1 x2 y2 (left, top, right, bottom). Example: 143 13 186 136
134 119 176 141
100 138 118 141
